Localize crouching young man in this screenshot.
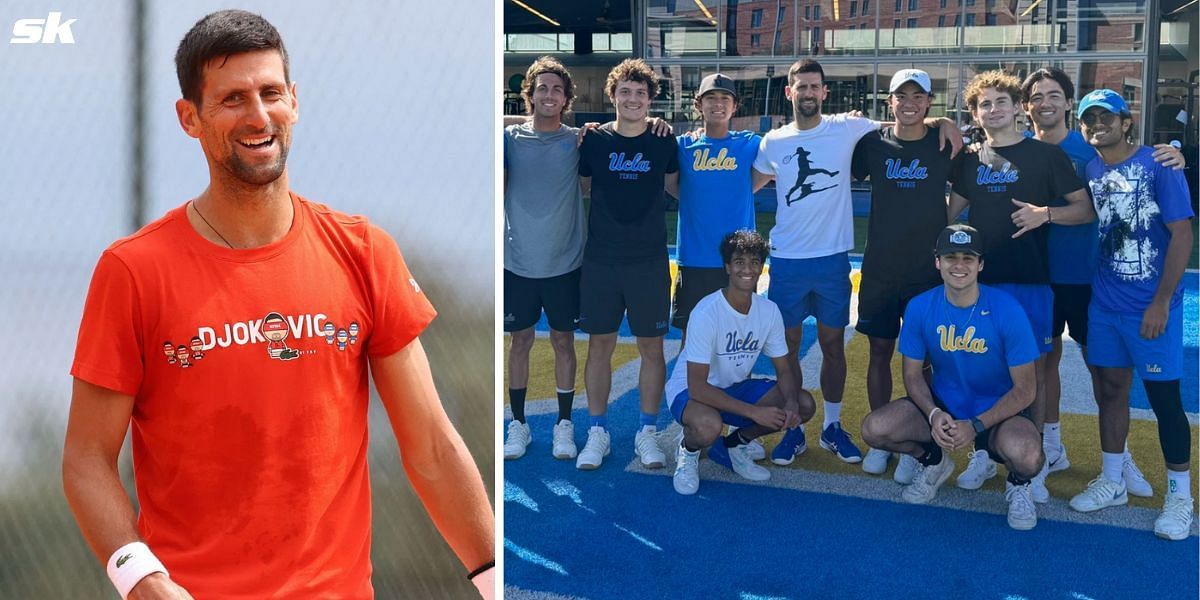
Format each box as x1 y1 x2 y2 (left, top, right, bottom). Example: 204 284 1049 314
861 225 1045 530
666 230 816 495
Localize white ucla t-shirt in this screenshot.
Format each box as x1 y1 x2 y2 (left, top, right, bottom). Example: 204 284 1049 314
753 115 880 259
665 290 788 409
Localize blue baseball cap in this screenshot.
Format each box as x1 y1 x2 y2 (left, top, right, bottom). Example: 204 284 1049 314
1077 89 1130 119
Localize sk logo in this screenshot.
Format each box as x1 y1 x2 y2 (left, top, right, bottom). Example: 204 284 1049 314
10 12 77 44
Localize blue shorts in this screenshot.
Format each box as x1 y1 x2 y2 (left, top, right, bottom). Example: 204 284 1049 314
992 283 1053 353
767 253 851 329
670 378 778 427
1086 304 1183 381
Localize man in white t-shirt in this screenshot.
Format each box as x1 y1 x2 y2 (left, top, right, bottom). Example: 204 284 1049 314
751 59 960 467
666 230 816 495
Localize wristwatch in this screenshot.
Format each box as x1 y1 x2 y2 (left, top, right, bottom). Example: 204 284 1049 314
970 417 985 434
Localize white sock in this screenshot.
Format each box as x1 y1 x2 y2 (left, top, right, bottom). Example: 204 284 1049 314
1101 452 1123 483
823 401 842 429
640 424 656 434
1167 469 1192 500
1043 422 1061 448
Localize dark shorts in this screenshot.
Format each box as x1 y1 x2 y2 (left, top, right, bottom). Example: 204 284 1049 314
671 266 728 330
503 268 581 332
900 395 1032 464
670 378 777 427
856 276 940 340
1050 283 1090 345
579 257 670 337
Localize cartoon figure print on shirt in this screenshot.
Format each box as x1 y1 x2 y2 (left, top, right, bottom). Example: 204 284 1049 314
160 311 366 367
782 146 839 205
1091 162 1160 281
262 312 301 361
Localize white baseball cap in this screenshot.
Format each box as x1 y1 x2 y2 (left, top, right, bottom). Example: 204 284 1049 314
889 69 932 94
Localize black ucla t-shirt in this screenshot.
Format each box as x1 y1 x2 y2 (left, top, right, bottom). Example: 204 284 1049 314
950 138 1084 285
852 127 962 285
579 123 680 264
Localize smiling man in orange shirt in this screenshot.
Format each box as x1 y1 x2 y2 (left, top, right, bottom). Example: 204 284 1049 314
62 10 494 599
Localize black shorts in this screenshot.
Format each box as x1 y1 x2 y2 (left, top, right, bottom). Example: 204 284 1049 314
856 277 940 340
900 395 1032 464
671 266 728 330
579 257 670 337
503 268 581 332
1051 283 1090 345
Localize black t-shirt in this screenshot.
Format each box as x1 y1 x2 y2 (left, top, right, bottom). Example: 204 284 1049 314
950 138 1084 284
852 127 962 285
579 123 679 264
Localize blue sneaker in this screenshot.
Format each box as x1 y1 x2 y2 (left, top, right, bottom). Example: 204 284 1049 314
770 427 807 466
819 423 863 464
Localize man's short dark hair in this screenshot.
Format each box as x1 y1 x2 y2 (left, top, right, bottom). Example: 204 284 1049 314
1020 67 1075 104
788 59 825 85
720 229 770 264
175 10 290 104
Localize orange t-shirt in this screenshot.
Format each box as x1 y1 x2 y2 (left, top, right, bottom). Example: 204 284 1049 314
71 193 436 599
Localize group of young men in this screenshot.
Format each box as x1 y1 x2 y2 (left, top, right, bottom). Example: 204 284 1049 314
503 55 1193 539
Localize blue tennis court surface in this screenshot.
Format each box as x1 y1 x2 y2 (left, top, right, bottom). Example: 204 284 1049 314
504 268 1199 599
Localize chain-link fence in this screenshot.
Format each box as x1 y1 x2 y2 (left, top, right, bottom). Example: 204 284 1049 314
0 1 495 597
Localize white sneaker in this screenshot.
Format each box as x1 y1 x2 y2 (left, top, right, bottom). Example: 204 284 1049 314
1154 495 1195 541
1045 442 1070 473
673 444 701 495
1030 460 1050 504
1123 451 1154 497
575 427 611 470
862 448 891 475
634 428 666 469
894 454 919 484
744 439 766 461
728 445 771 481
503 420 531 460
1005 482 1038 530
902 456 954 504
729 426 766 461
1069 476 1128 513
551 420 577 459
956 449 996 490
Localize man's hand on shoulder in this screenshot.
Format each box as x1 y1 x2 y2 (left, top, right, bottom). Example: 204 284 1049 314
1151 143 1186 170
129 573 194 600
647 116 673 137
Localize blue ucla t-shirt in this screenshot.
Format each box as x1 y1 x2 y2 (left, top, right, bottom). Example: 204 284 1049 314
676 130 761 268
1047 131 1101 284
1087 145 1195 313
899 285 1040 419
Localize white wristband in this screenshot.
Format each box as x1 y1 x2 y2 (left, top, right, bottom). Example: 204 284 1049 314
928 407 943 427
106 541 167 600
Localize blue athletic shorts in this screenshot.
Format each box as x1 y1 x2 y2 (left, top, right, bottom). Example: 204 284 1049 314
670 378 777 427
767 252 851 329
1086 304 1183 381
992 283 1053 353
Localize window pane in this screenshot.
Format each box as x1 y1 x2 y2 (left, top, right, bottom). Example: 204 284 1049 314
726 0 797 56
801 0 878 55
1056 0 1147 52
647 0 721 57
879 0 962 53
959 0 1054 53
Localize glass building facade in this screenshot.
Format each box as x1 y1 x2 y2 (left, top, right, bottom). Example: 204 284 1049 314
504 0 1198 151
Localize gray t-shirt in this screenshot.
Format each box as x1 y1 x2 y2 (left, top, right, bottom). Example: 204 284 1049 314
503 123 586 278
